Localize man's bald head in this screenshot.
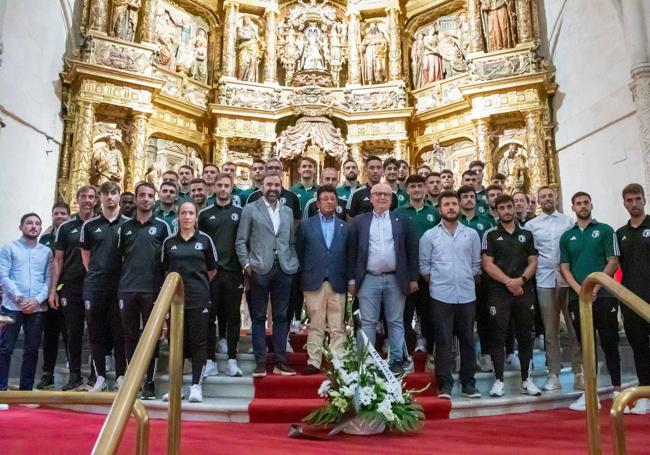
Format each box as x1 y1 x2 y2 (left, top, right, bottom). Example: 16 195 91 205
370 183 393 214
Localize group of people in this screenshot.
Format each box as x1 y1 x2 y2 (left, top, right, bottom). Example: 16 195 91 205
0 154 648 415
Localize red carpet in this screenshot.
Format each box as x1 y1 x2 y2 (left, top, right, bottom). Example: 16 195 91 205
249 333 451 423
1 403 649 454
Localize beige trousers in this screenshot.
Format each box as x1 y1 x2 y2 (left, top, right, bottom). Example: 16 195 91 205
304 281 346 368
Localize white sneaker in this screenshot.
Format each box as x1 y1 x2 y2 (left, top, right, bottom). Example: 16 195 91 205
629 398 650 415
217 338 228 354
478 354 493 372
188 384 203 403
425 354 435 373
290 320 301 334
90 376 108 392
490 379 505 397
521 378 542 396
542 373 561 391
534 335 545 351
569 392 601 411
0 404 8 411
286 339 294 353
203 359 219 378
415 337 426 352
113 376 125 391
505 353 521 371
226 359 243 377
105 355 114 372
162 390 185 402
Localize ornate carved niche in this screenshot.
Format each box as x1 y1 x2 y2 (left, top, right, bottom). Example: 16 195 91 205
234 14 265 83
145 137 205 188
416 139 475 181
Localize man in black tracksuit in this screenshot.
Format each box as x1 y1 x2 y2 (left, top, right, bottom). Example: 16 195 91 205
198 173 244 377
117 182 170 398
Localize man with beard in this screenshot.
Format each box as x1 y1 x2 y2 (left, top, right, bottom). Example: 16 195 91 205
425 172 441 206
49 185 97 391
461 170 477 190
417 165 433 178
303 167 347 220
36 202 71 390
384 158 409 207
199 173 245 378
81 181 129 392
119 192 135 218
190 178 209 211
236 172 300 377
469 160 489 213
336 159 361 202
222 161 246 208
177 164 194 203
154 181 178 233
246 159 301 221
0 213 53 401
203 164 220 206
290 156 319 212
347 156 398 218
485 184 503 222
117 182 170 399
397 160 410 189
240 159 265 206
616 183 650 414
561 192 621 411
440 169 455 191
482 194 541 398
420 190 481 399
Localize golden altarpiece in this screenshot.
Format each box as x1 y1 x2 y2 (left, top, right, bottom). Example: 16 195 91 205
57 0 558 205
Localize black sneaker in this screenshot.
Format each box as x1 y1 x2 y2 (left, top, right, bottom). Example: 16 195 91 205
389 362 405 377
302 364 320 375
252 364 267 378
36 373 55 390
141 381 156 400
438 386 452 400
62 373 84 391
461 384 481 399
273 363 297 376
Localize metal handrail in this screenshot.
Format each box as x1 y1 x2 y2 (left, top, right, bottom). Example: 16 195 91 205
579 272 650 455
93 272 185 454
611 386 650 454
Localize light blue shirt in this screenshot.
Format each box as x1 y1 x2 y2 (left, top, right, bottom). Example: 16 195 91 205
419 222 481 304
319 213 335 249
0 237 53 312
367 211 396 273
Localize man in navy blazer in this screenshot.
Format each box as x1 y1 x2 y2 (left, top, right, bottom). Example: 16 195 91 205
348 183 419 375
296 185 352 375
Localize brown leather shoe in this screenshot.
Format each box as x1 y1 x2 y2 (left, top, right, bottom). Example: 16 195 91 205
303 364 320 375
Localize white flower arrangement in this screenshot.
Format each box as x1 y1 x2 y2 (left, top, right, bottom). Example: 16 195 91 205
304 334 425 432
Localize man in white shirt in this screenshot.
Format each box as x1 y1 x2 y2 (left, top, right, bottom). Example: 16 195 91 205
420 190 482 400
524 186 582 391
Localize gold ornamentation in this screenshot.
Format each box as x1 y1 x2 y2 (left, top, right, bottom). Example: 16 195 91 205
68 101 96 203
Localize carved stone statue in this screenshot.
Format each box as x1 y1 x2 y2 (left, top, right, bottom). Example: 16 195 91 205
498 143 517 177
236 17 262 82
419 30 445 86
176 20 196 74
155 10 181 71
361 23 388 85
480 0 516 51
509 148 528 192
145 163 160 190
188 150 203 177
91 135 125 189
298 22 327 72
111 0 141 41
192 28 208 83
89 0 109 32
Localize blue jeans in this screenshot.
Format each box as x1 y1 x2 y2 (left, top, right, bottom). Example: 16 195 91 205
358 274 406 364
248 261 294 365
0 308 45 390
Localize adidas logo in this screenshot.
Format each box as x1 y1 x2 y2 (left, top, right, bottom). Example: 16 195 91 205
95 228 102 233
611 307 616 313
570 236 577 240
125 230 133 236
170 245 178 250
202 308 209 314
71 229 78 233
496 236 504 241
209 215 216 220
621 235 627 241
363 197 369 201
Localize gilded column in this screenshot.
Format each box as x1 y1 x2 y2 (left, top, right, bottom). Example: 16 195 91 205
88 0 110 33
348 142 364 180
222 1 239 78
139 0 158 44
474 117 493 180
393 139 408 162
386 7 402 81
525 110 547 192
263 8 278 84
516 0 533 43
216 137 228 168
346 10 362 85
126 112 148 191
543 125 559 186
59 117 76 181
68 101 96 205
467 0 484 53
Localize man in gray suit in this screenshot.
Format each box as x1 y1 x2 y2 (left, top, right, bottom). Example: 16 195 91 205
236 172 299 377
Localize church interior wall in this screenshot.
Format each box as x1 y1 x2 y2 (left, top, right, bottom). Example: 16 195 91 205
0 0 80 243
540 0 645 225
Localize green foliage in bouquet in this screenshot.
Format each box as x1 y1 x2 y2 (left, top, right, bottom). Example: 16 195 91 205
304 334 426 432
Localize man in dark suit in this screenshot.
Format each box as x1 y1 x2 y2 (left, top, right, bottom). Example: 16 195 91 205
348 183 419 375
296 185 352 375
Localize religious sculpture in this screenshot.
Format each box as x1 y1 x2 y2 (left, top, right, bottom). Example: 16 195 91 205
191 28 208 83
155 10 181 71
91 135 125 188
499 143 527 192
111 0 141 41
145 163 160 190
480 0 516 51
498 143 517 176
188 150 203 176
361 23 388 85
237 17 263 82
297 22 327 72
89 0 109 32
176 20 196 74
412 24 467 89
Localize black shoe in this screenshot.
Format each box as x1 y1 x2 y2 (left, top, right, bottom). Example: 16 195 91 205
389 362 405 377
62 373 84 391
438 386 452 400
252 364 267 378
461 384 481 399
36 373 55 390
273 363 297 376
141 381 156 400
303 364 320 375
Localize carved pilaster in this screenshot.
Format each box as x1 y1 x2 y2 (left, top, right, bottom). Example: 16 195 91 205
467 0 484 53
544 125 558 186
516 0 533 43
222 1 239 78
393 139 408 162
386 7 402 81
88 0 110 33
59 118 75 180
68 101 96 205
474 117 493 180
215 137 228 168
630 65 650 192
347 10 362 85
525 109 547 192
263 8 278 84
261 141 273 161
126 112 148 191
349 142 364 180
140 0 157 43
